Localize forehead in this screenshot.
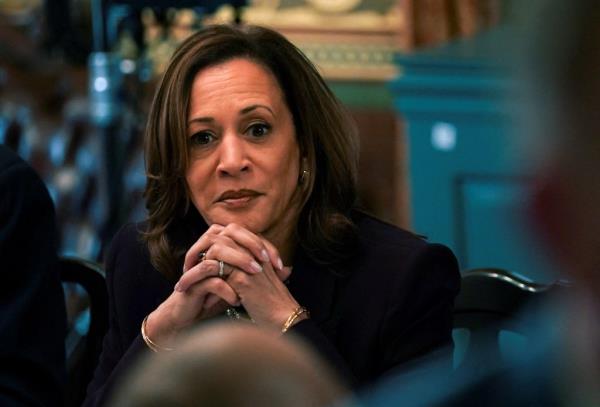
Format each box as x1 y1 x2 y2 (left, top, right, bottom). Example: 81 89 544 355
189 58 286 111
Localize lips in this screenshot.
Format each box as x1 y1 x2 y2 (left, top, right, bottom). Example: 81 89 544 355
215 189 262 206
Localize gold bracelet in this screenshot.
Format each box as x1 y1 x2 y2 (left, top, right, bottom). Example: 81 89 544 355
141 315 174 352
281 306 309 334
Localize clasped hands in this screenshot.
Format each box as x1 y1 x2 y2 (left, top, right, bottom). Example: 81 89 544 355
145 223 301 349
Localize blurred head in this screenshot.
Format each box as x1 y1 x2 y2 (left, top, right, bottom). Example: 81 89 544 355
143 24 359 278
528 0 600 296
110 323 349 407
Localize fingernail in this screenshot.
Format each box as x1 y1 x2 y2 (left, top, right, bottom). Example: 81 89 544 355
277 258 284 271
174 282 183 292
250 261 263 273
261 249 269 262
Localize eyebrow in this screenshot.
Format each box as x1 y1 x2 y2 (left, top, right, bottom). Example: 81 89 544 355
188 104 274 125
240 104 274 115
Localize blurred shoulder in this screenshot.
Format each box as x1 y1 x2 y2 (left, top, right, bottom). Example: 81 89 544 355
0 146 21 172
0 147 53 219
0 146 45 190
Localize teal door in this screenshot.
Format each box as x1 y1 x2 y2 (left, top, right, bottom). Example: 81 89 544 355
391 30 557 283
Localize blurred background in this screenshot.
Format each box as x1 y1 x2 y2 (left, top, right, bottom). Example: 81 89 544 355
1 0 554 284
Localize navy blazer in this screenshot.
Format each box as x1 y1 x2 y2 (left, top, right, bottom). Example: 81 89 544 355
84 211 460 406
0 146 66 406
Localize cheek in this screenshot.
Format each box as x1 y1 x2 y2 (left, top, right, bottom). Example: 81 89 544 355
277 147 300 192
185 162 211 204
280 167 298 199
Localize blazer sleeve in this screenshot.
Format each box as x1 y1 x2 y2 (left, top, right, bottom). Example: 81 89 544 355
289 318 357 387
377 242 460 376
82 226 150 407
286 236 459 389
0 155 66 407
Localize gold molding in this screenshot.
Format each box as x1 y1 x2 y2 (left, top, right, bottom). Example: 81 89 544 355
205 1 410 81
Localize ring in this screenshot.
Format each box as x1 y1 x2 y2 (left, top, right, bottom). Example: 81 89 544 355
218 260 225 278
198 252 207 262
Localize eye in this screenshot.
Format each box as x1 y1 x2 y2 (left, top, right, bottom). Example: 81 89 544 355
247 123 271 138
189 131 215 146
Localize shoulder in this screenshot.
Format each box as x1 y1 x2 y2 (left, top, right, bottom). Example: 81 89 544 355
104 221 172 287
0 147 51 208
105 223 147 264
0 146 39 185
349 210 459 285
0 148 55 248
104 222 153 286
101 222 173 360
352 211 440 259
0 145 21 173
104 222 172 324
108 222 147 254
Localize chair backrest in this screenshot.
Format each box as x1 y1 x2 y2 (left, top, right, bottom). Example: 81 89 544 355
59 256 108 407
453 268 569 372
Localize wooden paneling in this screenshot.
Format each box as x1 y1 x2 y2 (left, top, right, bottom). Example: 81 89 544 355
351 108 410 228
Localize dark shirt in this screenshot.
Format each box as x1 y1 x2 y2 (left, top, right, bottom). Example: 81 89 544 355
84 211 460 406
0 146 66 406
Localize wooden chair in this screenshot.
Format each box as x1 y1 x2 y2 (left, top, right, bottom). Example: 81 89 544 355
453 268 569 372
60 256 108 407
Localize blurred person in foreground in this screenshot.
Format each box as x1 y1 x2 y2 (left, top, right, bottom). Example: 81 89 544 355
359 1 600 406
109 322 348 407
84 24 460 406
0 145 66 406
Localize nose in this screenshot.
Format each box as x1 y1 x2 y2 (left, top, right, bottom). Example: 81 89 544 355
216 134 250 177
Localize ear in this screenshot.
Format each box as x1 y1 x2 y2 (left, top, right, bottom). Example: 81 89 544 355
298 156 310 185
301 156 309 169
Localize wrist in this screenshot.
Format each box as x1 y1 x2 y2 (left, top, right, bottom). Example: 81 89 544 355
281 306 309 334
293 311 309 325
142 311 177 352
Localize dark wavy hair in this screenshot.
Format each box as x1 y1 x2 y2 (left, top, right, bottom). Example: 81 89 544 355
143 24 359 280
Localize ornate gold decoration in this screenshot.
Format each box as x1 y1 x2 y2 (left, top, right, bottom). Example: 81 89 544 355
305 0 362 14
134 1 412 81
223 1 410 81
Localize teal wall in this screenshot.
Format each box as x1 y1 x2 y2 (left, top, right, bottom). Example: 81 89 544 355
329 81 393 109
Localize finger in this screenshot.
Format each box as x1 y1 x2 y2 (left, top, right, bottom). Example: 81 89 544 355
259 258 280 284
227 268 251 292
219 223 275 265
176 259 236 292
275 266 292 282
259 237 284 271
206 243 263 275
228 260 277 291
204 294 221 309
183 224 225 273
205 293 240 309
186 277 239 307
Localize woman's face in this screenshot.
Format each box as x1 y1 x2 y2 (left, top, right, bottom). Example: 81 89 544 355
185 58 302 246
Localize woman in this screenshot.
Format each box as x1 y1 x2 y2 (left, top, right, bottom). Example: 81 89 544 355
84 24 460 406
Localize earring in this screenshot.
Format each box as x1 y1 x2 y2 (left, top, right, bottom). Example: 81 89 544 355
299 169 309 185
